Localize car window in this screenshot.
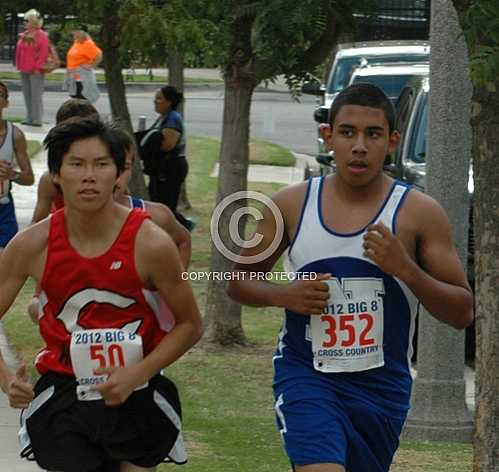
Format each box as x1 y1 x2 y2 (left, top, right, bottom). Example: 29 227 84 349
326 53 428 95
327 57 360 94
409 92 428 163
395 87 415 130
394 86 416 164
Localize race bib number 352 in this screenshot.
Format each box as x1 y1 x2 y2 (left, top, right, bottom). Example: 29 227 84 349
70 328 145 401
310 278 385 373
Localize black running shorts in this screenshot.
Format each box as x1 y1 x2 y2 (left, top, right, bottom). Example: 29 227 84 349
20 371 186 471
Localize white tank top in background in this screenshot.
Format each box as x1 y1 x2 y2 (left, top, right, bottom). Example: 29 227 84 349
0 121 16 204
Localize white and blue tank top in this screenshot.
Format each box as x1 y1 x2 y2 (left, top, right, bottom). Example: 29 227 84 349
274 176 419 418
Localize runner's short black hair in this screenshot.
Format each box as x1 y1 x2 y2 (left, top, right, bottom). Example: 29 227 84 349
55 99 98 124
44 117 126 176
110 123 137 161
329 83 396 133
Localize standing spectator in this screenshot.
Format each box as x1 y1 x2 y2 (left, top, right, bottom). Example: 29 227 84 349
64 25 102 103
15 9 49 127
148 86 194 231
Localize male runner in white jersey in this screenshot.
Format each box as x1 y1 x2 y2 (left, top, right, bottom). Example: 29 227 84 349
227 83 473 472
0 80 34 254
0 117 203 472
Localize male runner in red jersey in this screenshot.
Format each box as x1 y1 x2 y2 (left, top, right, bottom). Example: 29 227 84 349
0 117 203 472
27 125 192 323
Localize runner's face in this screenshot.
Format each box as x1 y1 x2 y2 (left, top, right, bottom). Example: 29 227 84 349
323 105 399 187
114 150 133 199
54 137 119 211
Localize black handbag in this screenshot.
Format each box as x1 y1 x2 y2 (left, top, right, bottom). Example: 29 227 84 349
134 113 172 176
134 128 166 176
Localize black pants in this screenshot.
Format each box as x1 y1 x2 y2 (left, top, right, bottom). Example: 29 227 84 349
70 81 85 99
149 157 190 228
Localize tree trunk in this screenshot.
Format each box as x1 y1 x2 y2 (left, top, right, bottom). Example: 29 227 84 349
203 9 258 346
470 84 499 472
450 0 499 467
168 52 185 116
203 78 255 346
101 2 148 199
168 52 190 211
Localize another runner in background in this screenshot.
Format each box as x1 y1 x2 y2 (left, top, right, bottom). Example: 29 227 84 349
0 81 34 256
112 126 191 270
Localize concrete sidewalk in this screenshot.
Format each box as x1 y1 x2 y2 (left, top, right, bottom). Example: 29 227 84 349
0 329 43 471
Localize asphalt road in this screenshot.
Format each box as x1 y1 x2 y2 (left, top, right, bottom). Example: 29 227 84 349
5 88 321 156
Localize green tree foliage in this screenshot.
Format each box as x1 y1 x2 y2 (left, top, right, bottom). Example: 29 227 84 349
119 0 214 68
455 0 499 86
0 0 75 16
215 0 358 91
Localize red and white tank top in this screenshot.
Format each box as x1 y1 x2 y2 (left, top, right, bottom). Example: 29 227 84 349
36 208 176 376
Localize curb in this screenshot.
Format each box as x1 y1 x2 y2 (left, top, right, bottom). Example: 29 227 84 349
2 79 290 95
2 79 222 94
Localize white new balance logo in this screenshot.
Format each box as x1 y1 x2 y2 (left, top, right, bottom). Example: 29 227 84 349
109 261 122 270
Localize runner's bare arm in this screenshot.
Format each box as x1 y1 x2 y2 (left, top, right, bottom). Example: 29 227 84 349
363 192 473 329
227 185 330 315
93 221 202 405
29 172 60 321
0 235 38 406
12 127 34 185
31 172 60 223
146 201 191 269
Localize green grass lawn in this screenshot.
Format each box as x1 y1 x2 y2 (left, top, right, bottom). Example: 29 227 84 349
0 71 223 85
1 136 472 472
249 139 295 166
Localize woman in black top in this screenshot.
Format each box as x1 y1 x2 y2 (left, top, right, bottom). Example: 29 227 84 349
149 86 193 230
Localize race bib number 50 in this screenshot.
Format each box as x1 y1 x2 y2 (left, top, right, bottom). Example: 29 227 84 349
310 278 385 373
70 328 145 401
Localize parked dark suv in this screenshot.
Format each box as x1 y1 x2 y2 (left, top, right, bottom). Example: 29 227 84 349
387 76 475 361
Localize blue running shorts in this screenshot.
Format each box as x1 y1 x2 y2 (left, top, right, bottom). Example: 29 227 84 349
0 197 18 248
274 380 405 471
